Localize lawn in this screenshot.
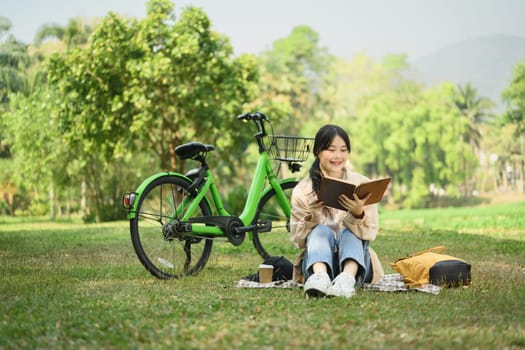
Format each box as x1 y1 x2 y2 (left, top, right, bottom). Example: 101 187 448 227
1 202 524 349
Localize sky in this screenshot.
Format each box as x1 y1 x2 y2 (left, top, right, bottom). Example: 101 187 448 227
2 0 525 62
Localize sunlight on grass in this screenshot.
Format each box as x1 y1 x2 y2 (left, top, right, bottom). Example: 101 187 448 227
0 217 129 232
381 201 525 241
1 203 525 349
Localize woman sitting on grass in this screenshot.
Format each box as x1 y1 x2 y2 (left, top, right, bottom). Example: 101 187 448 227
290 124 383 298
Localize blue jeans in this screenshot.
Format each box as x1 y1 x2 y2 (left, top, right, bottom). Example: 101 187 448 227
302 224 372 285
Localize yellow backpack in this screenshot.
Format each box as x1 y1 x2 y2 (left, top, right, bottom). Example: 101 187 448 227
390 246 471 288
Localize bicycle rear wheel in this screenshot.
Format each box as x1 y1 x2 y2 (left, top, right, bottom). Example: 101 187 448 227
251 181 298 262
130 175 213 279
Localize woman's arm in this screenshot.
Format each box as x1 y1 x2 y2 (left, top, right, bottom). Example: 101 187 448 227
342 203 379 241
339 171 379 241
290 184 322 249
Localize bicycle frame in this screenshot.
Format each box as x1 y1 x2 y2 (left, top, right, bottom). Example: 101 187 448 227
124 112 314 278
126 150 297 237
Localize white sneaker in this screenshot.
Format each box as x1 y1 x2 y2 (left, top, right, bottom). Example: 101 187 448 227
304 272 331 298
327 273 356 298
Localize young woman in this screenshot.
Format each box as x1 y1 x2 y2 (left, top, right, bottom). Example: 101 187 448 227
290 124 384 298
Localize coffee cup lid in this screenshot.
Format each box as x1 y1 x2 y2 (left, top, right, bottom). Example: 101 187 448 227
258 264 274 269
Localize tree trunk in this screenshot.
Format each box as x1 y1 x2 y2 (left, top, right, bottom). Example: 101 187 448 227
57 191 63 216
66 196 71 218
516 159 525 193
81 178 87 218
49 181 55 220
480 167 487 194
494 167 499 193
502 161 509 191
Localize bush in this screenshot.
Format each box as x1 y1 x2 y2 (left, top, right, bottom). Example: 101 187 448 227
225 185 248 215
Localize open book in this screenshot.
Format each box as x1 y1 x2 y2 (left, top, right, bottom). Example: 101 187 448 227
319 175 391 210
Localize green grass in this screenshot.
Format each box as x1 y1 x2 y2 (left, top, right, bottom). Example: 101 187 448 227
1 202 525 349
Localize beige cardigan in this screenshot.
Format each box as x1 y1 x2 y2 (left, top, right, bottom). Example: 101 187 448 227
290 169 385 284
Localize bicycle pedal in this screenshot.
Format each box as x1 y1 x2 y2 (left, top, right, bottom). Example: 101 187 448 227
257 221 272 232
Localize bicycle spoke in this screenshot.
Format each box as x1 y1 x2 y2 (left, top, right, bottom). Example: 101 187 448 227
252 181 298 261
130 175 213 279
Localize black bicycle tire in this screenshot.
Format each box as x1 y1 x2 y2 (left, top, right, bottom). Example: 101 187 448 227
251 180 298 260
130 175 213 279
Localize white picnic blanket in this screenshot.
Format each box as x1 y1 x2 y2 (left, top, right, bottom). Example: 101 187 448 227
236 273 441 295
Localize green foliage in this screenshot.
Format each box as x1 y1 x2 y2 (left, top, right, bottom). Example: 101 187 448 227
0 19 30 103
47 0 258 169
3 90 62 185
34 17 96 50
257 25 336 133
222 184 247 215
0 4 518 218
502 58 525 135
44 0 259 221
335 54 501 206
334 53 410 119
0 158 16 214
354 81 479 207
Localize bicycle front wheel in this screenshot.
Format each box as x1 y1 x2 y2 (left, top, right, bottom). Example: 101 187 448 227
130 175 213 279
252 181 298 262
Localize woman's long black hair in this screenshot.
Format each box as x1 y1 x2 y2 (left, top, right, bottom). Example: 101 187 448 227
309 124 351 194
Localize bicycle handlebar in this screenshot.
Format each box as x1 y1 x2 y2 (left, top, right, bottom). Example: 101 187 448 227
236 112 269 122
237 112 270 152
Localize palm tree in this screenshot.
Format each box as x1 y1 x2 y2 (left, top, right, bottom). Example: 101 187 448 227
502 61 525 193
454 83 495 197
0 17 30 103
34 17 96 51
454 83 495 153
33 17 98 219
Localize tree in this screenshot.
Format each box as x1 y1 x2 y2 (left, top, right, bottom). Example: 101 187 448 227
0 17 30 103
501 59 525 193
125 2 259 170
0 17 42 215
1 16 32 164
355 82 478 207
34 17 96 51
453 83 495 196
335 53 410 120
2 89 67 217
257 25 336 133
502 59 525 135
454 83 494 152
46 0 259 221
1 15 96 219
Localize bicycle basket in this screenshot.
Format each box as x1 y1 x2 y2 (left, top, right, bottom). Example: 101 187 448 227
268 136 314 163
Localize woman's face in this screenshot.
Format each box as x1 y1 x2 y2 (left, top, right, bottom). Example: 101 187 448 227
318 135 349 178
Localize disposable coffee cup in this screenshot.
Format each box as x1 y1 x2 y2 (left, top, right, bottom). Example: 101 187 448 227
258 264 274 283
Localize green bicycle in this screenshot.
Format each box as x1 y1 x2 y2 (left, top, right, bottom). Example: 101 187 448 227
122 112 313 279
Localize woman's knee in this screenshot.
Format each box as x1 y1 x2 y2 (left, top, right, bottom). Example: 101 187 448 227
309 224 334 240
337 229 362 249
306 225 335 248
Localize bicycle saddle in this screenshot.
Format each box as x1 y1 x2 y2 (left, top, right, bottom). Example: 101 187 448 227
175 142 215 160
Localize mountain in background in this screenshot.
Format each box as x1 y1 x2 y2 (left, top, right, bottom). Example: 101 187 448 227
406 34 525 108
